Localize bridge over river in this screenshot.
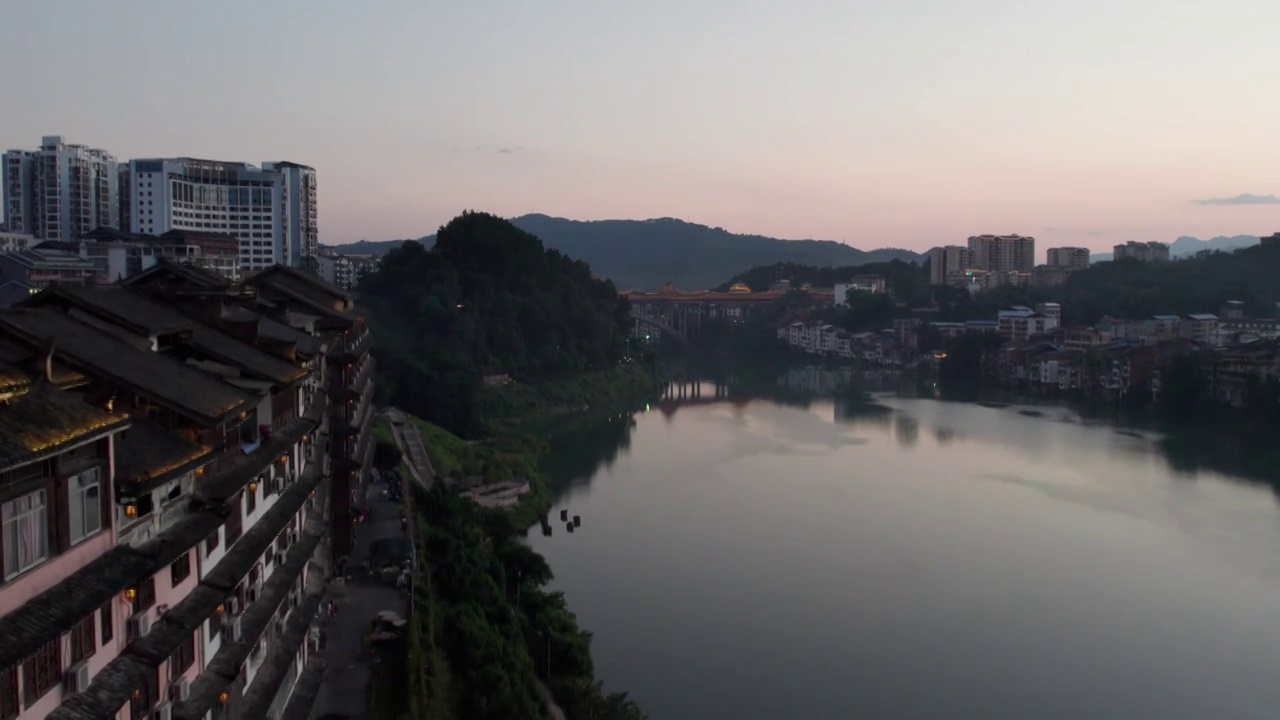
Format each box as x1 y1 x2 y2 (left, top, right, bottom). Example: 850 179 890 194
622 284 791 344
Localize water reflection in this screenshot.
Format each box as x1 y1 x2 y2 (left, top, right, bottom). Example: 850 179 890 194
550 367 1280 503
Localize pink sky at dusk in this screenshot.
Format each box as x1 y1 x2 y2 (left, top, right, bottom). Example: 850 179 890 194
3 0 1278 255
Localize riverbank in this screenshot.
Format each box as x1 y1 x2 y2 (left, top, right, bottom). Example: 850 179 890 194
381 365 661 720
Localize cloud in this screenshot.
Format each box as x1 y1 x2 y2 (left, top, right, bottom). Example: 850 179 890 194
1192 193 1280 206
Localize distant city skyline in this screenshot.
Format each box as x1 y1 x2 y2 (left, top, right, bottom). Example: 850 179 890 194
3 0 1278 252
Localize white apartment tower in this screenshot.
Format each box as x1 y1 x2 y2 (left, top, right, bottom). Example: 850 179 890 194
264 161 319 269
127 157 318 271
3 136 119 241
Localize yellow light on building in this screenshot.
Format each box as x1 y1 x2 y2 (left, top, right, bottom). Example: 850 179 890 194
219 691 230 704
248 481 258 493
124 587 138 602
125 504 138 519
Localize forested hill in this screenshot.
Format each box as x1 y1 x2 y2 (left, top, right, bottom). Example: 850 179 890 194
335 215 923 291
358 211 632 435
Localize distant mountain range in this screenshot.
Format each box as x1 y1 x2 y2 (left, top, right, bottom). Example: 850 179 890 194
1090 234 1261 262
334 214 922 291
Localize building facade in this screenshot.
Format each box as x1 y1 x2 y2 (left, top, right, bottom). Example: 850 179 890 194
126 158 318 273
967 234 1035 274
3 137 119 242
1113 241 1170 262
928 245 970 285
1046 247 1090 270
0 261 373 720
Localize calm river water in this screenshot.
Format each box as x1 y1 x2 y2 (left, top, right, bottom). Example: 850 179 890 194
528 375 1280 720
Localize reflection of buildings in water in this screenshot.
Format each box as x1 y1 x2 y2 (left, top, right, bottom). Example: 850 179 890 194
778 366 905 396
779 366 856 395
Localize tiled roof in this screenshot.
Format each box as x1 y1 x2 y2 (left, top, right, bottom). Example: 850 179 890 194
36 285 195 336
0 373 131 473
175 534 323 720
196 394 325 503
121 258 231 290
230 589 324 720
0 336 86 386
49 464 325 720
0 309 256 426
0 502 219 672
278 656 326 720
250 265 349 302
113 420 213 494
33 286 307 387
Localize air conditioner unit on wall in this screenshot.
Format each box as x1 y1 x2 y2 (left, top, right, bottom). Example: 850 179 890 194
63 661 91 694
127 612 152 641
169 676 191 702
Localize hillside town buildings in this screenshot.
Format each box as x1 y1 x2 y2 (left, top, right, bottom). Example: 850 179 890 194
1113 241 1170 262
0 260 373 720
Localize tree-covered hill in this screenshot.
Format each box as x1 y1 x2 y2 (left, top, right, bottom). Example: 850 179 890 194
334 214 923 291
359 211 633 435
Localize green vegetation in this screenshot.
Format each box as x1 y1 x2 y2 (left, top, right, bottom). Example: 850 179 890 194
360 211 635 437
479 363 660 434
412 484 646 720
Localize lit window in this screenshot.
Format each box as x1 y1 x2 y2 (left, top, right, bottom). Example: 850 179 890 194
2 490 48 579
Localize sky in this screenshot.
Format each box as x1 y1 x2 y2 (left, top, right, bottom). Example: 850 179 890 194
2 0 1278 255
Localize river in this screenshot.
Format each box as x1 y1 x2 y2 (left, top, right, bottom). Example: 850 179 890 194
527 372 1280 720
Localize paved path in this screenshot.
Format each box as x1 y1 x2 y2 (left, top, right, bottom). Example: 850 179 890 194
309 479 408 720
387 407 435 489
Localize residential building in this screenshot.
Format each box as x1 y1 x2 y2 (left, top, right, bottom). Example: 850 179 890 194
833 276 886 306
1034 302 1062 324
0 247 99 307
1030 265 1072 287
1181 314 1219 344
967 234 1035 274
158 230 242 281
928 245 970 285
3 137 120 241
1046 247 1090 270
1113 241 1170 262
0 260 373 720
0 350 132 720
0 232 34 253
316 253 353 290
997 306 1059 344
125 158 319 273
262 163 319 269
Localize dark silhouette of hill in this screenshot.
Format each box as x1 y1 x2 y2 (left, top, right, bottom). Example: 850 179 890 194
335 214 922 291
1090 234 1261 262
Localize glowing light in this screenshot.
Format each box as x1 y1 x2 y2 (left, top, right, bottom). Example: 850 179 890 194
125 504 138 519
124 587 138 602
248 482 258 493
216 603 225 616
219 692 230 704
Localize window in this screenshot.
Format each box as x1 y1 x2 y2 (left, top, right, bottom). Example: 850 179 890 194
1 665 17 720
246 483 257 514
171 552 191 586
170 632 196 678
100 604 113 644
225 494 243 546
133 577 156 614
68 467 102 544
205 529 220 555
2 490 48 580
21 640 59 708
69 612 96 663
128 666 158 720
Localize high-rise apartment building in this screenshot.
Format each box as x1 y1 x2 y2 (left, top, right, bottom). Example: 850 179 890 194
967 234 1035 273
264 162 319 269
928 245 971 285
1113 241 1170 262
126 157 318 272
3 136 119 241
1046 247 1090 270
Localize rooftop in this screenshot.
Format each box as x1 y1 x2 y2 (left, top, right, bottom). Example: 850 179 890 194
0 309 256 426
0 368 130 473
